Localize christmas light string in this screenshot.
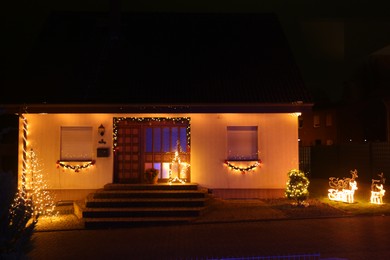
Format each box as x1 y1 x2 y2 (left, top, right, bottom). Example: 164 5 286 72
224 159 262 174
11 114 57 221
169 140 190 184
113 117 191 151
56 160 96 172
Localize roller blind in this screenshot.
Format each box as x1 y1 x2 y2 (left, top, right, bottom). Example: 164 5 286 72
60 126 93 161
227 126 258 160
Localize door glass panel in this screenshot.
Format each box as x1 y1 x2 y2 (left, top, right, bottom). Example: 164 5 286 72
145 127 152 152
162 127 170 152
180 127 187 152
162 162 170 178
171 127 178 149
153 128 161 152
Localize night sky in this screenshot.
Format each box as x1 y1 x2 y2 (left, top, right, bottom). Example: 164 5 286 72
2 0 390 103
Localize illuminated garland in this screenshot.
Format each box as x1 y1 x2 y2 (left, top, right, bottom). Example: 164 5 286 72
113 117 191 151
224 159 262 174
56 160 96 172
13 115 57 218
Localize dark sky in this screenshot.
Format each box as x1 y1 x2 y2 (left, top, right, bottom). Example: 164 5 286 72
2 0 390 103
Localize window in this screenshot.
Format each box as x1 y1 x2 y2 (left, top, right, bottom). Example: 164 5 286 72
60 126 93 161
145 126 187 153
313 115 320 128
145 125 188 178
227 126 258 160
298 116 303 129
326 114 333 127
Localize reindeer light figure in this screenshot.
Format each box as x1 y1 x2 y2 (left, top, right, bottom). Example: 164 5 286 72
328 169 358 203
370 173 386 204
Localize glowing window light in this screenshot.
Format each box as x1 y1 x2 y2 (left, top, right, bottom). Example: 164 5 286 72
328 169 358 204
370 173 386 204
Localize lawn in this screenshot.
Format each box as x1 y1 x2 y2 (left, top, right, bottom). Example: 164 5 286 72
309 178 390 216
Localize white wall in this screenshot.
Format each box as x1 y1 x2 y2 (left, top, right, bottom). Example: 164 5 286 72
19 113 299 191
190 113 299 189
19 114 114 190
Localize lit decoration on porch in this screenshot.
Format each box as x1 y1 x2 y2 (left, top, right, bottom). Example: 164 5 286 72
169 140 190 184
25 149 57 217
8 115 37 229
328 169 358 203
56 160 96 172
285 169 310 206
370 173 386 204
224 160 262 174
11 116 56 224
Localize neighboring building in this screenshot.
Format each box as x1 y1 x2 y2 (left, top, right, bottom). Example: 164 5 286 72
0 12 312 201
299 51 390 147
298 104 339 147
298 49 390 181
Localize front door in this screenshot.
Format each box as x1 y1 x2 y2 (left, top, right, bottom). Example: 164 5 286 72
114 122 142 183
113 117 190 183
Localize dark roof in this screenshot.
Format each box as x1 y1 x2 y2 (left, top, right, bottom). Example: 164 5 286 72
2 12 312 113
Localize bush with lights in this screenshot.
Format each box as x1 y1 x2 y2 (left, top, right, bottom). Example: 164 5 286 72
285 169 310 206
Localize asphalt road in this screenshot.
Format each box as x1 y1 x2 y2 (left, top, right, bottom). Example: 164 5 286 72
27 215 390 260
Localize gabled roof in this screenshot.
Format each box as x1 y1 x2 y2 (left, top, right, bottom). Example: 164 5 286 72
2 12 312 113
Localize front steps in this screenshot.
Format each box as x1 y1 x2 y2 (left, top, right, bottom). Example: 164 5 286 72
82 183 208 229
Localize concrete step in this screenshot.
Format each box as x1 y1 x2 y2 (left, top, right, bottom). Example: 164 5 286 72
81 183 208 228
82 206 205 218
92 189 206 199
103 183 199 191
85 197 207 208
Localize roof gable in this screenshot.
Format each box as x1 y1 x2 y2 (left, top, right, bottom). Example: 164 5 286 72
3 12 312 113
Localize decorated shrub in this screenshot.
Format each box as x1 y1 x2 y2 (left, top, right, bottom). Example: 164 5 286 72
285 169 310 206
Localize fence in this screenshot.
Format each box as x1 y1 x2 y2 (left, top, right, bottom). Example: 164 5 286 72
299 142 390 183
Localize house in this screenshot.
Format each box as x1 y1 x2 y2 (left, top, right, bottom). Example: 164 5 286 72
1 12 312 202
298 48 390 181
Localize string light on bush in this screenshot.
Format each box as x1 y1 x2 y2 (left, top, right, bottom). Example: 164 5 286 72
285 169 310 206
12 116 56 223
27 149 57 217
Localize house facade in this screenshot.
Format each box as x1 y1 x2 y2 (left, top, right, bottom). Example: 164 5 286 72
13 103 309 201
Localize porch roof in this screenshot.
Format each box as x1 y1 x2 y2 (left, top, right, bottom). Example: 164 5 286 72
1 102 312 114
1 12 313 114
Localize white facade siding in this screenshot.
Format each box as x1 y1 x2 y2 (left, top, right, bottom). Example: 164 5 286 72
18 113 299 198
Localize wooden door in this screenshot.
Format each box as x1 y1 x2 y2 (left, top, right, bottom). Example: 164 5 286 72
114 123 142 183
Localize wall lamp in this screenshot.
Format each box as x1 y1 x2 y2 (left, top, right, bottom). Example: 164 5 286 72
98 124 105 136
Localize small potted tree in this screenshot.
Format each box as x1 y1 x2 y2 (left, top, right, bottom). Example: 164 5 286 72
144 168 159 184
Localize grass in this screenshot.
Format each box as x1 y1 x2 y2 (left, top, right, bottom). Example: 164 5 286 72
309 178 390 216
